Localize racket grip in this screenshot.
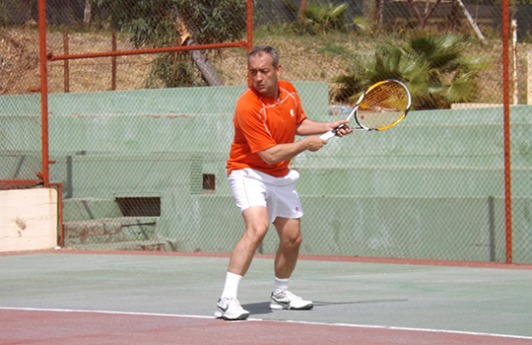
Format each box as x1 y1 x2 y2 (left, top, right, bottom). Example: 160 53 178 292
319 130 337 141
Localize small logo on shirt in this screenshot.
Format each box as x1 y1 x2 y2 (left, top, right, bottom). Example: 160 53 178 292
290 109 295 117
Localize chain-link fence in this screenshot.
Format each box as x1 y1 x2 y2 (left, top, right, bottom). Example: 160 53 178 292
1 0 531 263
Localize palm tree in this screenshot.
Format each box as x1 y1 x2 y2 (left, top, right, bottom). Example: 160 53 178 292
283 0 350 35
332 34 487 109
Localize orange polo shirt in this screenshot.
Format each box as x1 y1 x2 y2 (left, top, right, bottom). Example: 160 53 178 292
226 80 307 177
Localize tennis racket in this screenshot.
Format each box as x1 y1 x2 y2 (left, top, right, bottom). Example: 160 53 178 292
320 79 411 140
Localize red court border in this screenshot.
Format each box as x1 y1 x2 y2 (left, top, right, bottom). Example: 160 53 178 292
1 308 532 345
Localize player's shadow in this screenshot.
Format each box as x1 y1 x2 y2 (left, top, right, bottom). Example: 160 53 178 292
243 302 273 315
244 298 408 316
313 298 408 307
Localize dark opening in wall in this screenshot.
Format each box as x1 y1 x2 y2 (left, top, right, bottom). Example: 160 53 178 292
115 197 161 217
203 174 215 191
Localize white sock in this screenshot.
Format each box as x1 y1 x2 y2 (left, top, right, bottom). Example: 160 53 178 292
273 276 289 295
221 272 243 299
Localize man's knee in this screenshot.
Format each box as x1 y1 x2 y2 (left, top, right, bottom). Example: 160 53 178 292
282 233 302 249
243 221 270 245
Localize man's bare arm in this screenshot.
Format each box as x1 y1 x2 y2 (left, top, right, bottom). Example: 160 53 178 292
296 118 351 136
258 137 325 165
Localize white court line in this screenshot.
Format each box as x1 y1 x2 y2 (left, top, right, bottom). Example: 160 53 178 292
1 306 532 341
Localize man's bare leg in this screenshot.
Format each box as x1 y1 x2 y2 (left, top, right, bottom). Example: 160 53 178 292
273 217 302 278
227 206 270 276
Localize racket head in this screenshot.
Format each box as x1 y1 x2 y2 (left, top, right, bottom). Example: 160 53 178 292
354 79 411 131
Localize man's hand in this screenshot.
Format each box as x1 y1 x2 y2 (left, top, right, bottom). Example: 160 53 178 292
304 136 326 152
327 120 352 137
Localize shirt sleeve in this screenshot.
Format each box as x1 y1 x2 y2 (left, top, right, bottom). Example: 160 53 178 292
282 81 307 126
234 102 277 154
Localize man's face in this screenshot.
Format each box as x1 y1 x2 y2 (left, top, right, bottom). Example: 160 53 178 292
248 52 281 98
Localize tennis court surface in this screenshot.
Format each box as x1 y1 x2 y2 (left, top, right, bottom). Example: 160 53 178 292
1 250 532 345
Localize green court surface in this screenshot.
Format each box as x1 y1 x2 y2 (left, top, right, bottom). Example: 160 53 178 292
1 251 531 341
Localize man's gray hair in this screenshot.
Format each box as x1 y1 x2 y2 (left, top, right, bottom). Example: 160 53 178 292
248 46 280 67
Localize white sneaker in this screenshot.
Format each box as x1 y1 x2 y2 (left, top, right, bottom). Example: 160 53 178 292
214 297 250 320
270 290 313 310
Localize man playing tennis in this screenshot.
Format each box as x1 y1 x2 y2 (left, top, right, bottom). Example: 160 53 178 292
215 45 351 320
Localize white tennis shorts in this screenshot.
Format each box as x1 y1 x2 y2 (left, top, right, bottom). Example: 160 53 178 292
228 168 304 224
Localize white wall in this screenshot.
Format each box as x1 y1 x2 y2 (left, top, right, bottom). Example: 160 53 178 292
0 188 58 252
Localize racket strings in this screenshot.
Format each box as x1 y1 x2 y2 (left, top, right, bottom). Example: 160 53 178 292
361 84 408 111
356 83 409 130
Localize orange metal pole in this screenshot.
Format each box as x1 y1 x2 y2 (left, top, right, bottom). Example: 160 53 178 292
63 28 69 92
501 0 512 264
111 30 117 90
246 0 253 86
48 41 247 61
246 0 253 52
38 0 50 186
299 0 307 24
0 180 41 189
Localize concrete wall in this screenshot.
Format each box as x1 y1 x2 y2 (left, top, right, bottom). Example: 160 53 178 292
0 84 530 262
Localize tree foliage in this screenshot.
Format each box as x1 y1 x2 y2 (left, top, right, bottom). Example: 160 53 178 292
281 0 351 35
332 34 488 109
99 0 245 48
303 2 349 33
94 0 246 87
